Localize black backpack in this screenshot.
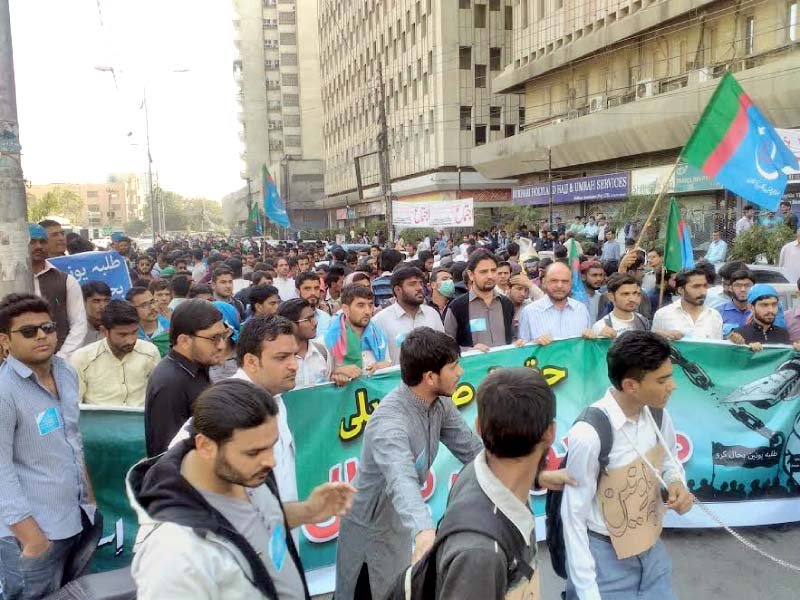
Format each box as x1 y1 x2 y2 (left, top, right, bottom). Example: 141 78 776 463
545 405 663 579
386 473 534 600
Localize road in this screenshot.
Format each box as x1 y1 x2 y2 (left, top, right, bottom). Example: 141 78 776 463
314 524 800 599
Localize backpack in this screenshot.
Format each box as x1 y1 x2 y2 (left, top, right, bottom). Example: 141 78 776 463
545 405 663 579
386 477 534 600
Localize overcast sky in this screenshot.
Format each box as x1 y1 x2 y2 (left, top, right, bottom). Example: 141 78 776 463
10 0 243 200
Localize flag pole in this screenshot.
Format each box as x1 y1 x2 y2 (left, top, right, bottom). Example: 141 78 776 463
658 264 666 309
634 156 682 251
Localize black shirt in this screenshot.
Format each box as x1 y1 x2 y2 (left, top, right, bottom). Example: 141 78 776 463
144 350 211 457
733 321 791 345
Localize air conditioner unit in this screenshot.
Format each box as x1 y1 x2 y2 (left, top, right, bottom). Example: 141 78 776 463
688 67 713 86
635 79 657 99
606 96 623 108
589 94 607 113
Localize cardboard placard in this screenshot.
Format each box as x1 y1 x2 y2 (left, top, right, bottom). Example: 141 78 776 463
598 445 665 560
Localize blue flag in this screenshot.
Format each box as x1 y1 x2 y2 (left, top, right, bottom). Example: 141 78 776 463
263 164 291 228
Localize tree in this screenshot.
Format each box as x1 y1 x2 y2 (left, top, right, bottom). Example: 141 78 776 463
126 219 147 236
27 187 84 224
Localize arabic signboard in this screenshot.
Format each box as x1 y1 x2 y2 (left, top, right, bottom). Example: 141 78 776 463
392 198 474 228
512 172 629 206
49 251 132 299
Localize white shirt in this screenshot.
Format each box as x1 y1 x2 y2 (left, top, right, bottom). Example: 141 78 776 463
778 239 800 284
274 276 298 301
591 312 643 336
652 300 723 339
33 261 87 359
295 340 333 388
518 296 591 341
191 261 207 283
232 278 249 294
561 390 685 600
735 216 753 236
371 301 445 365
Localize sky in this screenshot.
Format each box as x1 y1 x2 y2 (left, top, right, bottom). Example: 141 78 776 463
10 0 243 200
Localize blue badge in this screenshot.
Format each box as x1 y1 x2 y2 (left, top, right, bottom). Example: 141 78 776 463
36 408 62 436
269 522 287 572
469 318 488 333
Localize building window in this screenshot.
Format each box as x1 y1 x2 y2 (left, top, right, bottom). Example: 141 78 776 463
280 32 297 45
278 11 295 25
280 53 298 66
490 47 502 71
475 64 487 88
475 3 487 27
459 46 472 69
460 106 472 130
459 0 471 8
475 124 487 145
490 0 500 10
505 6 513 30
745 16 755 54
490 106 501 130
283 93 299 106
282 73 298 86
505 124 516 137
789 2 798 42
519 106 526 125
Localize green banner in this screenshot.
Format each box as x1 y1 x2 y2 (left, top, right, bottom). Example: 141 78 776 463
80 339 800 594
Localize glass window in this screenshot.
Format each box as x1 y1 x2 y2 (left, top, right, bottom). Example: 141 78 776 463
459 46 472 70
460 106 472 131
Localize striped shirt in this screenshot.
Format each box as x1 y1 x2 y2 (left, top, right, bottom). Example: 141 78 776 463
0 355 94 539
518 296 591 341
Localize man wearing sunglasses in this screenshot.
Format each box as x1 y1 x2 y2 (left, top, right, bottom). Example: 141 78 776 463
144 300 227 457
0 293 99 599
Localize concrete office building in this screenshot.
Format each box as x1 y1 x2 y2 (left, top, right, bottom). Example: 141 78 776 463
233 0 326 229
28 182 131 231
318 0 521 230
472 0 800 241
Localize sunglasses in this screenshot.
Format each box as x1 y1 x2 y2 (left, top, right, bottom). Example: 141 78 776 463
11 322 58 338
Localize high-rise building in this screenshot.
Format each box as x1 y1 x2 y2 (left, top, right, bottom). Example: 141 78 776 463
233 0 326 229
318 0 521 230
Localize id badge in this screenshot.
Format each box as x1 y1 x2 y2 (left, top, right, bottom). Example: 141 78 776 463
269 522 287 571
36 408 62 436
469 318 488 333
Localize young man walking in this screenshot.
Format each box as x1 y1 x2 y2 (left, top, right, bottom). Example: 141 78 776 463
562 331 692 600
335 327 483 600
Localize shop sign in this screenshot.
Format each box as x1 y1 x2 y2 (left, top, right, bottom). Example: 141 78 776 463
513 172 629 206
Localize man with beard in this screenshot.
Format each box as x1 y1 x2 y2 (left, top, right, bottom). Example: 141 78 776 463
652 267 723 340
580 261 607 323
295 272 331 335
730 284 800 351
274 257 298 301
716 270 754 338
80 281 111 348
444 249 515 351
128 379 355 599
335 328 483 600
519 262 592 344
507 271 533 337
589 273 650 337
70 300 160 407
132 254 154 287
372 266 444 365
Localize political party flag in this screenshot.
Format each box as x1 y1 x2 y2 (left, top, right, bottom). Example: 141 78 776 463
263 164 291 228
682 72 799 211
567 239 588 304
248 202 263 236
664 198 695 273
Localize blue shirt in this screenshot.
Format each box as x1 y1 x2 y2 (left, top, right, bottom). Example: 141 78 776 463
138 314 170 342
0 355 94 539
716 301 751 337
518 296 591 341
705 240 728 263
600 241 621 263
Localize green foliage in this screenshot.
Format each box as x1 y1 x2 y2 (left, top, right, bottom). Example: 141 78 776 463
730 225 794 265
396 227 437 243
495 206 544 232
148 188 224 232
125 219 147 236
27 187 84 224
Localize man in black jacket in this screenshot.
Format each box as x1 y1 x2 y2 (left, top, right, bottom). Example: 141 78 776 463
144 300 226 457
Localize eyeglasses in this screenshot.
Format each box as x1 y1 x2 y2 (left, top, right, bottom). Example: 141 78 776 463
296 314 318 324
11 322 58 338
192 330 233 345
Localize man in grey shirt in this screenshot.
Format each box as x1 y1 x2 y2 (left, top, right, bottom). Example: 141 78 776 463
335 327 483 600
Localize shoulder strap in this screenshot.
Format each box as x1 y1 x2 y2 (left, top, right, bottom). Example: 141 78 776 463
649 406 664 430
605 316 613 328
575 406 613 473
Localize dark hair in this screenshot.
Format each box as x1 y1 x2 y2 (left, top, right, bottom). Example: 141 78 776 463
187 283 214 298
399 327 460 386
675 267 710 289
170 299 223 346
693 260 716 285
248 284 280 309
331 247 346 262
340 283 373 305
478 368 555 458
744 205 755 211
497 261 511 271
345 251 358 264
718 261 747 281
295 271 320 289
430 267 451 281
467 248 499 272
729 269 754 286
82 280 112 300
649 247 664 258
606 272 640 294
0 293 52 334
277 298 311 322
226 258 243 278
193 379 278 445
418 250 433 263
450 261 467 282
780 200 792 208
390 266 425 292
125 286 149 302
507 242 520 257
236 315 295 365
192 249 204 260
67 235 95 254
38 219 61 229
100 299 140 330
149 279 171 294
171 275 191 298
607 330 672 390
325 266 345 288
553 246 568 259
212 266 233 282
379 249 404 273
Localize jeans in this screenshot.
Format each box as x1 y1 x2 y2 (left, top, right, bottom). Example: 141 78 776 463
566 536 677 600
0 534 80 600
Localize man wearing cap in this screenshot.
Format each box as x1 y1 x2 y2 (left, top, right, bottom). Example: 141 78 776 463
729 284 800 351
29 223 88 358
507 272 533 337
778 226 800 284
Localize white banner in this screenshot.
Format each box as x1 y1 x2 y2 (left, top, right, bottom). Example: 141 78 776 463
392 198 474 228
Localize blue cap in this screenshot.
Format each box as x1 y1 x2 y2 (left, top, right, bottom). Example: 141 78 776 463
747 283 779 305
212 301 241 343
28 223 47 240
111 232 124 242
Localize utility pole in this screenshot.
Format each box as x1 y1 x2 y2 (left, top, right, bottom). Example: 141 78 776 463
547 147 553 230
376 61 393 243
0 0 32 296
143 90 157 244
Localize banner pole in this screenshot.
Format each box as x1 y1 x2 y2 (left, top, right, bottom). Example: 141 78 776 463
658 264 666 309
634 155 681 251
